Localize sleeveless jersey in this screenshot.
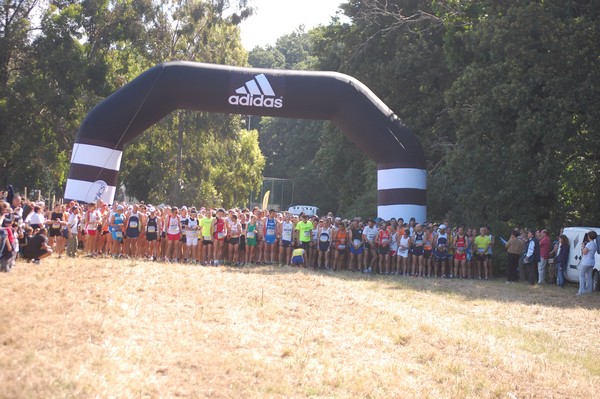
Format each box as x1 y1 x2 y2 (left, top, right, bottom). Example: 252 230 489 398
214 218 225 239
414 232 424 247
146 216 158 234
127 213 140 230
264 218 276 243
50 212 63 231
378 229 390 247
455 235 467 254
336 229 347 250
351 228 363 247
167 216 180 235
319 227 331 243
281 221 294 242
187 218 199 238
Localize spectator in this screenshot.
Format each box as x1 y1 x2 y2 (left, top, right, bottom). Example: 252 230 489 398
555 234 569 288
67 206 81 257
538 230 551 284
505 229 524 283
577 230 597 296
1 214 15 272
23 227 53 264
524 229 540 285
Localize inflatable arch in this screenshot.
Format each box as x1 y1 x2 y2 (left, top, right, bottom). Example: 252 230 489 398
65 61 427 221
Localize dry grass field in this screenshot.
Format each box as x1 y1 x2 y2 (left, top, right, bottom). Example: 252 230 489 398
1 257 599 398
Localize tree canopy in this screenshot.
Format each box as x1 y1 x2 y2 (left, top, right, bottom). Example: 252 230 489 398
2 0 599 231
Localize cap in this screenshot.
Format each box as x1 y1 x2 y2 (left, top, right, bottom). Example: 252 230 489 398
117 205 125 211
148 206 155 212
439 224 446 229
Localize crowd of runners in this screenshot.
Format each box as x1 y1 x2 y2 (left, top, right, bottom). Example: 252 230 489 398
2 193 510 280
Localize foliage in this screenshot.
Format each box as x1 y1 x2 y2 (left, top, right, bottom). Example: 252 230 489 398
1 0 263 208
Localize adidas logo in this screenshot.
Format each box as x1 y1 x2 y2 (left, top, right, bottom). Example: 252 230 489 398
228 74 283 109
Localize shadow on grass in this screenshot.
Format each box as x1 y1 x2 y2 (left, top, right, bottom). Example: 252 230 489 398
219 263 600 311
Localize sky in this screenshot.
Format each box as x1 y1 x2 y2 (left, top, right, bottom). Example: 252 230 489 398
238 0 346 49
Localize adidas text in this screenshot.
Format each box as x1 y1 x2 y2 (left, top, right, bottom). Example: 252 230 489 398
228 94 283 108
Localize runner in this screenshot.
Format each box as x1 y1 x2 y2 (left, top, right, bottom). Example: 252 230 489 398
375 221 390 274
145 207 160 261
411 224 425 277
263 209 277 264
245 214 258 265
179 207 189 261
279 214 294 266
200 209 213 265
317 218 332 270
348 219 364 272
453 226 469 279
332 220 348 271
227 213 242 265
398 227 411 275
433 224 450 277
362 219 378 273
124 204 142 258
165 207 181 263
109 205 126 258
186 208 200 263
212 208 227 265
295 213 313 254
46 203 67 258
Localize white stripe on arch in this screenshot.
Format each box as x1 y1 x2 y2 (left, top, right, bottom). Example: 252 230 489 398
65 178 117 204
377 168 427 191
70 143 123 171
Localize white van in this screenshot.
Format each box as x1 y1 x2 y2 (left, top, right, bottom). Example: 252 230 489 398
562 227 600 290
287 205 319 216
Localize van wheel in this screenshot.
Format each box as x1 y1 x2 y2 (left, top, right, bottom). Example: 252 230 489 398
593 270 600 292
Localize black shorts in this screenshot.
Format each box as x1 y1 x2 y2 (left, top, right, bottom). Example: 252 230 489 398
281 240 293 248
300 241 310 250
202 240 213 246
229 237 240 246
146 233 157 241
377 246 389 255
49 229 62 238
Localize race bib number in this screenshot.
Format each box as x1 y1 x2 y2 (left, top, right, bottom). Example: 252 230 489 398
303 230 310 238
115 231 123 238
217 232 224 239
353 239 361 247
52 223 60 229
147 226 156 233
478 248 485 254
129 221 138 228
382 238 389 244
320 234 329 242
337 244 346 250
247 231 255 239
266 228 275 236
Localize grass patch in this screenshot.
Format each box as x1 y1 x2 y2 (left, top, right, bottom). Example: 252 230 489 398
1 258 599 398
